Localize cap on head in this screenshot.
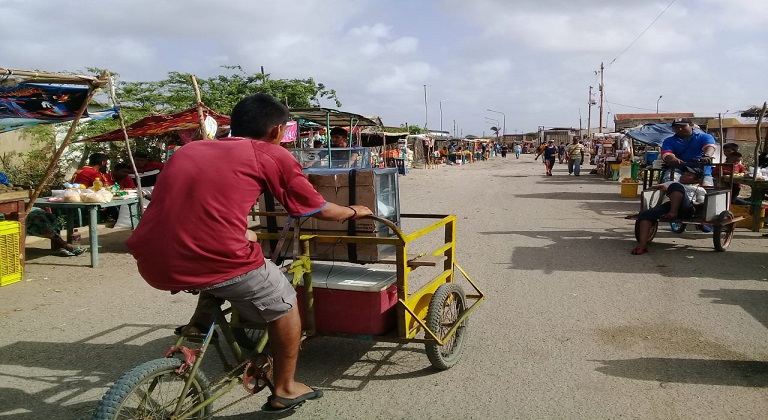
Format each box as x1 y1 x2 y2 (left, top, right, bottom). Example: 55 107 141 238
671 118 693 126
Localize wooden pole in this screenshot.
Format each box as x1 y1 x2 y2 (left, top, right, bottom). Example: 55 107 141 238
107 73 144 215
190 75 208 139
753 102 766 180
0 68 101 85
718 112 725 163
25 72 108 213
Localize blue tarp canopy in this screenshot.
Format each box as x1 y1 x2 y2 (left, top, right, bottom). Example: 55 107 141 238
626 123 704 146
0 83 117 133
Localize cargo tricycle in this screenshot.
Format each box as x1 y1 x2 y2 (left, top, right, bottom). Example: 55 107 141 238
625 162 743 252
92 214 484 419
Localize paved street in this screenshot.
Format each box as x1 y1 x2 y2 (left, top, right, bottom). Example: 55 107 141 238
2 154 768 419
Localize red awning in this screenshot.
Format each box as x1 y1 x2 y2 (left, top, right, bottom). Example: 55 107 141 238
79 106 230 142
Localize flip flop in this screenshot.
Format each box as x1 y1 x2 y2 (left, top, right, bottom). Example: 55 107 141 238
57 249 76 257
71 247 85 256
630 247 648 255
261 388 323 414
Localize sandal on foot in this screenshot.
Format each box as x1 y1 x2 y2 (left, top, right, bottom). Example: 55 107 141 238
173 322 207 336
261 388 324 413
71 247 85 256
57 249 75 257
630 247 648 255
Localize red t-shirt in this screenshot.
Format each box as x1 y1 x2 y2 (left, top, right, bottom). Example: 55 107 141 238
71 166 110 187
101 173 135 189
126 138 327 291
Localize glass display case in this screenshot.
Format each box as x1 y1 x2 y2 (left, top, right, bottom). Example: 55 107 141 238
287 148 372 169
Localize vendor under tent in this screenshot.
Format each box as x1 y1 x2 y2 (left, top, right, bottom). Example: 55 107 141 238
288 107 381 168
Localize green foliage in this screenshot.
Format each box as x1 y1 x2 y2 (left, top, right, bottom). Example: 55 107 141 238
0 125 65 192
401 124 426 135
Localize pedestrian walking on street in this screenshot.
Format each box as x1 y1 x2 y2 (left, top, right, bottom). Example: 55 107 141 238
557 142 566 164
514 143 521 159
540 140 558 176
566 138 585 176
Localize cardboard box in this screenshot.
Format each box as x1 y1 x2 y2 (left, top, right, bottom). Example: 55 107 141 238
292 263 398 335
261 230 395 263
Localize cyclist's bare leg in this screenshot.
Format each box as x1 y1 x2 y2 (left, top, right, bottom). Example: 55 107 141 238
179 293 223 335
267 305 314 407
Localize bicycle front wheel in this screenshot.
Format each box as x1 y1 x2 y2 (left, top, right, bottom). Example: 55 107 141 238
92 358 212 420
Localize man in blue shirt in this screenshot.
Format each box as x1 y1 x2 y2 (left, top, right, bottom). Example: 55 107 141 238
661 118 716 186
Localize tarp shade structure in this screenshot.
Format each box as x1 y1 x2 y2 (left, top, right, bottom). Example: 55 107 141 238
0 82 116 133
626 123 703 146
359 131 407 148
78 106 231 142
289 108 379 127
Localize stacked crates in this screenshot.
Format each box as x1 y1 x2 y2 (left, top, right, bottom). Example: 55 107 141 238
0 221 23 286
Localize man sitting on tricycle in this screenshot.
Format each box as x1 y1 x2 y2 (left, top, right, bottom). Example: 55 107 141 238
632 171 706 255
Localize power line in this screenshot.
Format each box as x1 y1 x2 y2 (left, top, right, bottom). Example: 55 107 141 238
609 0 677 66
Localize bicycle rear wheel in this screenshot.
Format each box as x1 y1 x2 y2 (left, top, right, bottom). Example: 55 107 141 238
92 358 212 420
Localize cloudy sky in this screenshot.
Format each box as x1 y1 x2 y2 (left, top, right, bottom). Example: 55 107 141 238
2 0 767 136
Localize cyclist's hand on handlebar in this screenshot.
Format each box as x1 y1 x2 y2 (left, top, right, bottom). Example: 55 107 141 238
348 205 374 220
697 156 714 164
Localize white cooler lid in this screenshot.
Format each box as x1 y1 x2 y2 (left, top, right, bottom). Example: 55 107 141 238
287 263 396 292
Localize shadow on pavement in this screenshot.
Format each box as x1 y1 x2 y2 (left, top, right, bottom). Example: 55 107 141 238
514 191 625 201
699 289 768 330
25 228 132 267
0 324 436 419
480 228 767 280
593 358 768 387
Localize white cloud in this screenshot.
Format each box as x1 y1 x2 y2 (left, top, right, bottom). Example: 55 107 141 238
0 0 766 134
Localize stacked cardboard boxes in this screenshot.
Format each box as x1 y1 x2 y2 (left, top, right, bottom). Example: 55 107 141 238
259 168 400 263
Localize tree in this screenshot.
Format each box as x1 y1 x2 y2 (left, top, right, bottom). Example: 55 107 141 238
12 66 342 191
400 124 426 135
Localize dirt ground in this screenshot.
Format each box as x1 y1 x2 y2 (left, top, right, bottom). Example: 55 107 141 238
2 154 768 419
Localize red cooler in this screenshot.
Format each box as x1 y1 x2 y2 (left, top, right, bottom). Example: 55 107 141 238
293 264 398 335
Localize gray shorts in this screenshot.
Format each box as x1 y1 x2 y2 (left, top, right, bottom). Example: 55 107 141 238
204 261 296 323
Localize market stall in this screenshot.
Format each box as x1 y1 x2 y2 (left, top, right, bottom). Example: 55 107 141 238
0 68 109 282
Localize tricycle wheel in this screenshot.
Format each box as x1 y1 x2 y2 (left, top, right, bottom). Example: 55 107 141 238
670 222 687 233
425 283 468 370
713 210 735 252
634 220 658 243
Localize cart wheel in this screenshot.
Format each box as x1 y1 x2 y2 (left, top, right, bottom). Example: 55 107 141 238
713 210 735 252
670 222 687 233
634 220 658 243
425 283 468 370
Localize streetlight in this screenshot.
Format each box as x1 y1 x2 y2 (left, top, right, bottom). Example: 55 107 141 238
439 99 451 138
656 95 663 114
484 117 500 132
487 108 506 139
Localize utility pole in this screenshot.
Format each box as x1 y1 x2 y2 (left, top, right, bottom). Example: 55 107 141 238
423 84 428 130
453 119 456 138
598 62 604 133
587 85 593 139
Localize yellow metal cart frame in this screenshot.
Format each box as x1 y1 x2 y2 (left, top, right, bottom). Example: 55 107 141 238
253 213 485 369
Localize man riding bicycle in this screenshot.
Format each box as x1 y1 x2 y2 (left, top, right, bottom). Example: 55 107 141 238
126 93 373 413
